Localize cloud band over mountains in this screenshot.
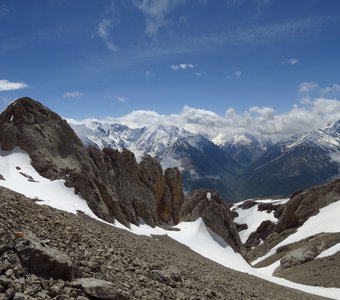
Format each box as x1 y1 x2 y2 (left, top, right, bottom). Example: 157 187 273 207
72 97 340 143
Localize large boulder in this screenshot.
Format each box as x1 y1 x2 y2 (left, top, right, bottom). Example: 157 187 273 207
71 278 128 300
15 233 76 281
274 243 325 274
276 179 340 233
179 189 248 260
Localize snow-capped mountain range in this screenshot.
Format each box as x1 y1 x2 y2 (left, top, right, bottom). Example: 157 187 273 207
69 119 340 201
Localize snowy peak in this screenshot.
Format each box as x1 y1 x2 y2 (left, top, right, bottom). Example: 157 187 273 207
216 133 271 165
69 120 210 163
283 120 340 152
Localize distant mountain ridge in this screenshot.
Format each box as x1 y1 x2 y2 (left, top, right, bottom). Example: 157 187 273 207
69 118 340 201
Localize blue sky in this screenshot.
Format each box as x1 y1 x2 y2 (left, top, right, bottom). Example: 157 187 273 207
1 0 340 126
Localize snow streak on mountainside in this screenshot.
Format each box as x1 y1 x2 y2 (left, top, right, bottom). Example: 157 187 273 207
70 119 340 201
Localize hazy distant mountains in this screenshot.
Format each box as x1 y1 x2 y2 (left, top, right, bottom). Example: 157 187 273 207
70 119 340 201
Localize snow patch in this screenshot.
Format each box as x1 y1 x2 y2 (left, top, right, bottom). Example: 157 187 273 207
253 199 340 266
316 243 340 259
0 147 100 218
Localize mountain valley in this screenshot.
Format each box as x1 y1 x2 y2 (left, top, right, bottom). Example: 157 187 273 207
70 117 340 201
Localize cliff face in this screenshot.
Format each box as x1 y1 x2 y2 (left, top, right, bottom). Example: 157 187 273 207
0 98 184 227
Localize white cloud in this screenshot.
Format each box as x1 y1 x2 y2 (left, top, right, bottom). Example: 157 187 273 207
234 71 242 77
299 82 340 102
170 63 194 71
226 71 242 79
116 96 128 103
282 58 299 65
102 97 340 143
96 18 118 52
299 81 318 94
134 0 186 37
320 84 340 96
0 80 28 92
63 91 83 98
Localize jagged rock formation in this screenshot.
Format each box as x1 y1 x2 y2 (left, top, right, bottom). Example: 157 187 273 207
179 189 248 260
0 98 185 228
276 179 340 233
245 220 276 248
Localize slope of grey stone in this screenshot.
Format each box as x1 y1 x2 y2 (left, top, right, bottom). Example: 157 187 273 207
0 187 325 300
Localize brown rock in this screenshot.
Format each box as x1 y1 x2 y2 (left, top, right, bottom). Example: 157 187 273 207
276 179 340 233
179 189 248 260
165 167 184 224
15 233 76 281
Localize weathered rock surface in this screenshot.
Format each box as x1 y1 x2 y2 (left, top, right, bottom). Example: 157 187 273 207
164 167 184 224
276 179 340 233
275 243 325 273
179 189 248 260
71 278 128 300
0 187 324 300
15 233 76 281
0 98 185 227
249 179 340 263
245 220 276 248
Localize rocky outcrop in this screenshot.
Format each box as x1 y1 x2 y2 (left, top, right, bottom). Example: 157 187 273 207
164 168 184 224
0 98 185 227
276 179 340 233
179 189 248 260
245 220 276 248
274 243 325 274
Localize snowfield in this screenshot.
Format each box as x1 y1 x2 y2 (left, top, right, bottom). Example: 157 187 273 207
232 199 289 243
1 147 340 299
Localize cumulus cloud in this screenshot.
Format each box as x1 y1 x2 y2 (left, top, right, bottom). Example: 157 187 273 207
63 91 83 98
102 97 340 143
0 80 28 92
96 18 118 51
170 64 194 71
